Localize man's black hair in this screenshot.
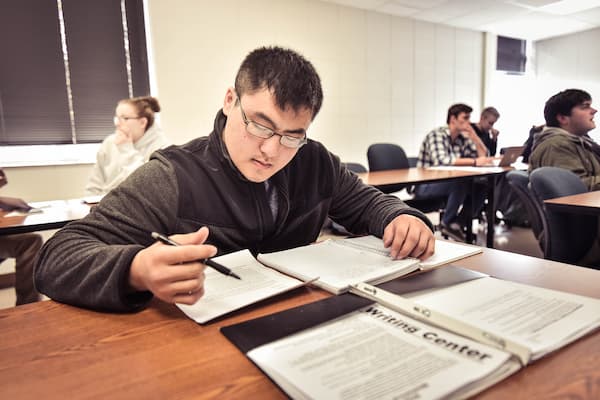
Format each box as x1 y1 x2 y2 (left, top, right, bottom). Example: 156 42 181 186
446 103 472 124
544 89 591 127
235 46 323 120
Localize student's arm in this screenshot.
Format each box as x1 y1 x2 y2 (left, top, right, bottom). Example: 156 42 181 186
0 196 31 211
461 123 489 157
328 156 435 259
35 157 193 311
454 126 495 166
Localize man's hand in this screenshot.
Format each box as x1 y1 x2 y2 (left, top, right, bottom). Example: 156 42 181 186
491 128 500 140
129 227 217 305
474 156 496 166
382 214 435 261
0 196 32 211
114 130 132 145
461 123 477 138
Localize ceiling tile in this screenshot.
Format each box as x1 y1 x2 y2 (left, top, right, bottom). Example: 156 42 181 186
318 0 600 39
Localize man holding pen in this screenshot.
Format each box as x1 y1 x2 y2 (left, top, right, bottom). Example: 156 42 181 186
35 47 434 312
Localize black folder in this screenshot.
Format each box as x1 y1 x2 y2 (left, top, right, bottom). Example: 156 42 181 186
221 265 486 353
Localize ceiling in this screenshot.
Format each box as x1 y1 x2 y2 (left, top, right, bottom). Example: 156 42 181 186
322 0 600 41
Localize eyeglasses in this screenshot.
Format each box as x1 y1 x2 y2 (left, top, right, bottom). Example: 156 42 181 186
237 99 307 149
113 115 141 124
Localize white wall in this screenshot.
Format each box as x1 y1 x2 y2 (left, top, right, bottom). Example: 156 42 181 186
536 27 600 140
5 0 485 201
147 0 484 165
2 164 92 202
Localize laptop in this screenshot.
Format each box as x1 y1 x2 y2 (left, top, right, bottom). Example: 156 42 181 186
493 146 525 167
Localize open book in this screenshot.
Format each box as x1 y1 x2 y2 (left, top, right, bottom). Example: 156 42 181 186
177 238 481 323
176 250 314 324
257 236 482 293
221 267 600 399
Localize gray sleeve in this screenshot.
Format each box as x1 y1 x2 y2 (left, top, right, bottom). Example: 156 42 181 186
34 157 180 312
328 163 434 237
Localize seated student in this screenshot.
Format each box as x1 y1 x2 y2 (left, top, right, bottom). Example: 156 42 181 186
34 46 435 312
0 169 42 305
471 107 500 156
529 88 598 265
85 96 170 196
415 103 494 241
529 89 598 188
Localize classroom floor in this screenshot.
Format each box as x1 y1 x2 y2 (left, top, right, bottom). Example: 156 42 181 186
0 215 543 310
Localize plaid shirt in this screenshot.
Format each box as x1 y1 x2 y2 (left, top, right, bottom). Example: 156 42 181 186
417 126 478 167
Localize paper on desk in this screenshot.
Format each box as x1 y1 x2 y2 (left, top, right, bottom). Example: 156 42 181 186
3 208 44 217
177 249 312 324
334 236 482 270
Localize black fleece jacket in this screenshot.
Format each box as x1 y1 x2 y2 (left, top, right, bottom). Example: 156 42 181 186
34 110 432 312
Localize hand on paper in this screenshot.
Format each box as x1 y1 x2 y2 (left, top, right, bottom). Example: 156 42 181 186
382 214 435 261
129 227 217 305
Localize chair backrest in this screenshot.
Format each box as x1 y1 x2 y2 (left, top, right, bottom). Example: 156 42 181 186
505 170 545 250
366 143 409 193
529 167 597 264
342 162 367 174
367 143 410 171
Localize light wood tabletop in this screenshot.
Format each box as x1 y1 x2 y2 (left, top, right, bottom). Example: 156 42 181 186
358 167 512 247
0 247 598 399
356 167 510 187
544 190 600 216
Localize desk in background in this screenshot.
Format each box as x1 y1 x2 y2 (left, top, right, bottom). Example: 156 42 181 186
358 167 512 247
1 248 598 399
0 199 91 236
544 190 600 216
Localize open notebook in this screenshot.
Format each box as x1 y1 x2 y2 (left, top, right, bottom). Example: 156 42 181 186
177 238 481 323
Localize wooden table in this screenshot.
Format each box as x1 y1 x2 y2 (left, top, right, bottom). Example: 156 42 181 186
358 167 511 247
1 248 598 399
0 199 91 236
544 190 600 216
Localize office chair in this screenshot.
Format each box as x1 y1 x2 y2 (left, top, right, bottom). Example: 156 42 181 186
505 170 545 252
530 167 597 266
341 162 367 174
324 162 369 235
366 143 410 193
366 143 446 224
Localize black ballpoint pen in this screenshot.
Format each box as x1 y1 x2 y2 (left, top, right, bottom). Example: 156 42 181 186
150 231 242 280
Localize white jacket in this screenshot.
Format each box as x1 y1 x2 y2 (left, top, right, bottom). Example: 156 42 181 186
85 125 170 196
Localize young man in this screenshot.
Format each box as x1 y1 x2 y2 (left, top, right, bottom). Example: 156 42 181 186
471 107 500 156
416 103 494 241
34 47 435 312
529 89 598 267
529 89 598 189
0 169 43 305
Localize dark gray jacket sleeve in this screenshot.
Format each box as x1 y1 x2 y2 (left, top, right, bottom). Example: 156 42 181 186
328 164 434 237
34 157 179 312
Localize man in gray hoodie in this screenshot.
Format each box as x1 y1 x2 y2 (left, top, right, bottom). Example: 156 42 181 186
529 89 598 188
